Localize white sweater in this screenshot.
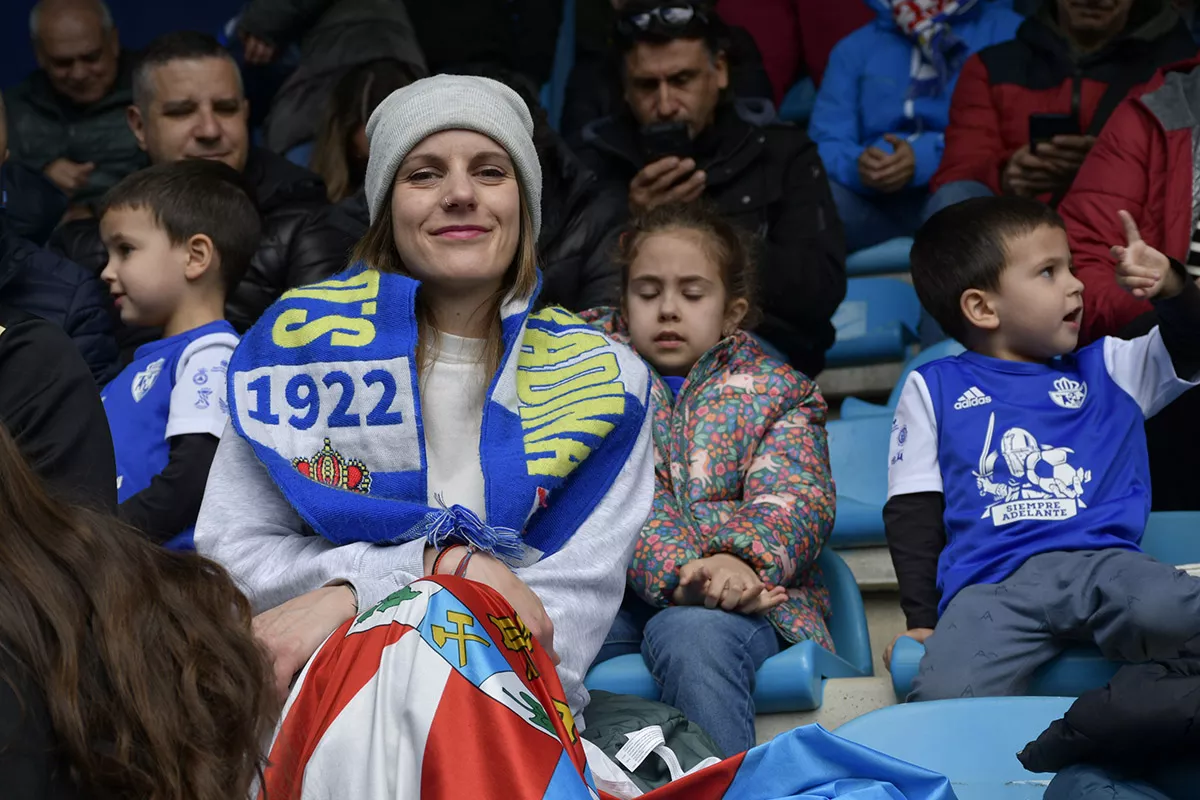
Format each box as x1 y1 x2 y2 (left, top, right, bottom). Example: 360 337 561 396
194 341 654 718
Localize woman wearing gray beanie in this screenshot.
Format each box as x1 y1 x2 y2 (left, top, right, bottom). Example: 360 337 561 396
192 75 654 792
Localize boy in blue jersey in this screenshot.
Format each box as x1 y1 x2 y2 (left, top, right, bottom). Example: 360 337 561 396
884 196 1200 701
98 160 260 549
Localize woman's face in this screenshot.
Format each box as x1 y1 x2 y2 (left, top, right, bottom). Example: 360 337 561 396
389 129 521 296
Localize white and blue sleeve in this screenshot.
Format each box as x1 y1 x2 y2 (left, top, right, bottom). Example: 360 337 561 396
1104 329 1200 419
887 371 943 498
166 332 239 439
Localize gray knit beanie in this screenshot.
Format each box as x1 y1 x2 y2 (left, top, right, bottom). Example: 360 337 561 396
364 75 542 240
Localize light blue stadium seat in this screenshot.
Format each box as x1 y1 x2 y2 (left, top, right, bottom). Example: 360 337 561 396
836 697 1073 800
826 416 891 548
826 278 920 368
840 340 966 419
778 77 816 123
889 511 1200 700
846 237 914 277
584 548 873 712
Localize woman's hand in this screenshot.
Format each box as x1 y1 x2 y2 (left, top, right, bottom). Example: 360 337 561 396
253 584 358 700
460 552 560 664
672 554 789 614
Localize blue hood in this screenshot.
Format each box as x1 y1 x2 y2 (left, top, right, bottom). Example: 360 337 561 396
865 0 988 30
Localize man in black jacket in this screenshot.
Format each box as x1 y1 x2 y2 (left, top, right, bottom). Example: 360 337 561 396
575 0 846 377
0 95 117 384
5 0 147 209
50 31 357 342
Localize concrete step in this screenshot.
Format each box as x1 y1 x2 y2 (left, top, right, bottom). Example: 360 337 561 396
755 676 897 743
753 589 907 744
838 546 897 592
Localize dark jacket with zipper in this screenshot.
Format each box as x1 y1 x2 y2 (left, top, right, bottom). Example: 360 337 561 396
49 148 355 348
931 0 1197 194
3 52 148 207
0 306 117 514
0 215 117 384
308 133 626 313
1018 658 1200 777
576 101 846 378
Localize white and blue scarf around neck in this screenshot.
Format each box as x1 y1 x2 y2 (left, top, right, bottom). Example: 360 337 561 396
227 264 649 567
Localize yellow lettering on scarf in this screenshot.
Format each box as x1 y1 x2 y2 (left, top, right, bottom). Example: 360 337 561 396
281 270 380 304
272 272 381 348
518 324 625 478
272 309 376 348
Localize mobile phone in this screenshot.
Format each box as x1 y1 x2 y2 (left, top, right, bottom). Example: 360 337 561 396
1029 113 1081 154
640 122 693 163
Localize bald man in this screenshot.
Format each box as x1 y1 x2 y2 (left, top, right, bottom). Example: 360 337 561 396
4 0 147 208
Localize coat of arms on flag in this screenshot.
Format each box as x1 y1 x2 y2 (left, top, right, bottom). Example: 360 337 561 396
259 577 956 800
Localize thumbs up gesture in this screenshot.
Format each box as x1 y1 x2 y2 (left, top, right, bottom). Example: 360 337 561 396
1111 210 1182 300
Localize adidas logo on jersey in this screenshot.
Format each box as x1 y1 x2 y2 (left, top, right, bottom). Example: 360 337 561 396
954 386 992 410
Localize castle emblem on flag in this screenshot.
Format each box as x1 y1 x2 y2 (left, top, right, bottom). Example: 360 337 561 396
489 613 539 680
293 438 372 493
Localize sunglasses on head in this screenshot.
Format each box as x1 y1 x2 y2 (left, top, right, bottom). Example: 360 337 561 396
618 3 708 35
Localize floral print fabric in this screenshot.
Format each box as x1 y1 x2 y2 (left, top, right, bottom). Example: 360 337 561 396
583 310 835 650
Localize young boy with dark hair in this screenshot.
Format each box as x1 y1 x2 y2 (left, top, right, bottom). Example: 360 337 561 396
99 160 260 549
885 196 1200 700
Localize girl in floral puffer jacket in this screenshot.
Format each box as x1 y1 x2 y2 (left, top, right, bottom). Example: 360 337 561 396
583 203 835 758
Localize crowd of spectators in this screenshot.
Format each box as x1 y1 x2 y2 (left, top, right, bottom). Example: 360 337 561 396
4 0 1200 797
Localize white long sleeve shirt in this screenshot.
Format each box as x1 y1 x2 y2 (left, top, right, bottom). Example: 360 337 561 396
194 338 654 718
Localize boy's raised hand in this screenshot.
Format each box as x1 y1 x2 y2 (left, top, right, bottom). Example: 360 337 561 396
1112 210 1183 300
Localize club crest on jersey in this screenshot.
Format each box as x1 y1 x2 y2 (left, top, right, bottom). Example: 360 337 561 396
1049 377 1087 410
293 438 372 494
130 358 165 402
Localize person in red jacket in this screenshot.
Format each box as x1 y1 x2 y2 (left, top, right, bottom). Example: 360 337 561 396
930 0 1195 213
1059 54 1200 511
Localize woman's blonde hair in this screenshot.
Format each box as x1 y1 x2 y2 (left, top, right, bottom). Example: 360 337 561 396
350 184 538 376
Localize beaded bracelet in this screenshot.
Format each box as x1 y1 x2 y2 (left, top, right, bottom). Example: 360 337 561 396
431 544 466 575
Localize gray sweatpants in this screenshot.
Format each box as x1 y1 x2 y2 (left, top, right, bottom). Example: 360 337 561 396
910 549 1200 702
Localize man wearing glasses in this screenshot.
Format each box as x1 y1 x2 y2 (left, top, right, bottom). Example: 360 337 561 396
576 0 846 379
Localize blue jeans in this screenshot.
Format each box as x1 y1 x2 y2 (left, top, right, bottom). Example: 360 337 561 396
829 179 995 253
594 592 781 757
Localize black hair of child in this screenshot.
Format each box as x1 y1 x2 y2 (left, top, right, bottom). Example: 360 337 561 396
616 201 762 329
911 196 1066 344
101 160 262 294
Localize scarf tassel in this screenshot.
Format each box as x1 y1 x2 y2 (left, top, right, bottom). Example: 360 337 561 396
422 495 526 562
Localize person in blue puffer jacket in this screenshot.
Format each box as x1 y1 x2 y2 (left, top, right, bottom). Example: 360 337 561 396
809 0 1022 252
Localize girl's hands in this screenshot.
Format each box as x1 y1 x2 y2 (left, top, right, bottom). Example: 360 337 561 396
673 554 789 615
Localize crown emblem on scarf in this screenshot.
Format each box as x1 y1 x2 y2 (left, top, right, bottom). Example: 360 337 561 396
293 438 372 493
